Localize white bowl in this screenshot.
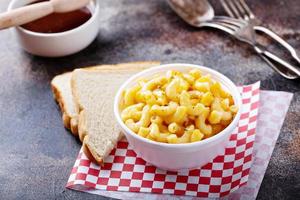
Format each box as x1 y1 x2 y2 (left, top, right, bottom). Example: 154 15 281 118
114 64 242 171
8 0 100 57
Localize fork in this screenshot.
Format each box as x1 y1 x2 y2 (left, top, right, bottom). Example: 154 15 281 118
202 16 300 79
167 0 300 79
220 0 300 67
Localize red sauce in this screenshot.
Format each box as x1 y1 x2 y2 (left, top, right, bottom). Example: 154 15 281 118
21 0 92 33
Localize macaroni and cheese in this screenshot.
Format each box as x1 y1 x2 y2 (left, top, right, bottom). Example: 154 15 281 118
120 69 238 144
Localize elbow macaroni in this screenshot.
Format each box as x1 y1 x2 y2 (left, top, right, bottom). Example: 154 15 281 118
121 69 238 144
121 103 144 121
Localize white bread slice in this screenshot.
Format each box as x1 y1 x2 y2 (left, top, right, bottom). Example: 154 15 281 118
51 72 79 135
51 62 160 136
66 62 159 165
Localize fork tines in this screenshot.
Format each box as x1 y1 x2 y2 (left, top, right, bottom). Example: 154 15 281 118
220 0 254 20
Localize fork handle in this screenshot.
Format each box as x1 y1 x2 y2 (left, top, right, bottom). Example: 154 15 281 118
254 26 300 64
254 45 300 79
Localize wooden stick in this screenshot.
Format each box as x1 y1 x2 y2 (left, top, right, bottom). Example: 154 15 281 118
0 1 53 30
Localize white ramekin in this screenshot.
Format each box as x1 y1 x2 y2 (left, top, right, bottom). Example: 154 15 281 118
7 0 100 57
114 64 242 171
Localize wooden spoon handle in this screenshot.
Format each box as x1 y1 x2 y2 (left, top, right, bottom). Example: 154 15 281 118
0 1 54 30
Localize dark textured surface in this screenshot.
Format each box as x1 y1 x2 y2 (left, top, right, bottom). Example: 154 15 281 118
0 0 299 199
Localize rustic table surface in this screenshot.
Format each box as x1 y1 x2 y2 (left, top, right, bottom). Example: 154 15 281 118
0 0 299 199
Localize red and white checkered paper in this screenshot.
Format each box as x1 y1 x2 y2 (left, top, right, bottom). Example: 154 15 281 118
67 82 260 198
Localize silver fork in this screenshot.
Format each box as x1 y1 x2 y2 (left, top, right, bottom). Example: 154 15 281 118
202 16 300 79
220 0 300 66
167 0 300 79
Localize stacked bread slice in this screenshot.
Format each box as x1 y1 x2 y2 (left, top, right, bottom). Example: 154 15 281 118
51 62 160 165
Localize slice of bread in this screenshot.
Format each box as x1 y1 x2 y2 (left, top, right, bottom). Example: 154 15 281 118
51 61 160 165
71 62 160 165
51 62 160 136
51 72 79 135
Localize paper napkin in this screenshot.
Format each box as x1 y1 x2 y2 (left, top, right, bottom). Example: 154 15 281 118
66 82 293 199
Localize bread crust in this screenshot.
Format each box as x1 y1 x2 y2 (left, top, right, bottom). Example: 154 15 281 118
78 110 87 142
82 138 100 164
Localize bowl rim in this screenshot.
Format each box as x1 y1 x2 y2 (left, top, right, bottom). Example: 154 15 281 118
114 63 242 149
7 0 100 37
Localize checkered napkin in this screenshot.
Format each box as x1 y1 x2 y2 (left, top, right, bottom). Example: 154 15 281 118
66 82 263 198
